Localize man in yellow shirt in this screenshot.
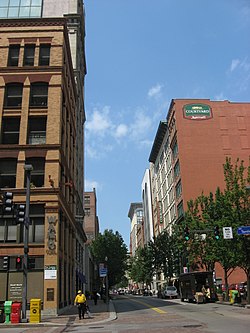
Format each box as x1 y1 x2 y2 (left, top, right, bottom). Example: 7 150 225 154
74 290 87 319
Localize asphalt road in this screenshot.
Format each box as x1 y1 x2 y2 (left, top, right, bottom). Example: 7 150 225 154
0 295 249 333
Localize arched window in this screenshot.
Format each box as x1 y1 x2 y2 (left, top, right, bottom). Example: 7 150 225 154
29 82 48 107
4 83 23 107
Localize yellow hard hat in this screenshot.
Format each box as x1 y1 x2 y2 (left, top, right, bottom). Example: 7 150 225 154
78 290 82 294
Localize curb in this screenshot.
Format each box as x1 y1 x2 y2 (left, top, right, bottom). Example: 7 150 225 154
0 300 117 328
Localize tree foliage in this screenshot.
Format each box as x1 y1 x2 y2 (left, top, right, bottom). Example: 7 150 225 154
180 158 250 301
90 229 128 287
128 246 153 286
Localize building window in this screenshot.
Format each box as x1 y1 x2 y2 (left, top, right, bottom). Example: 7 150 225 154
177 201 184 218
27 117 46 144
84 196 90 205
4 83 23 108
7 44 20 66
25 157 45 187
85 208 90 216
23 44 35 66
39 44 51 66
174 160 180 179
29 205 45 243
0 218 17 243
175 181 182 199
0 0 43 19
0 158 17 188
29 82 48 107
172 140 178 160
1 117 20 144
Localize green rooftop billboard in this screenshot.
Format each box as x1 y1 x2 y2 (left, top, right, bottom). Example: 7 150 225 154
183 103 212 120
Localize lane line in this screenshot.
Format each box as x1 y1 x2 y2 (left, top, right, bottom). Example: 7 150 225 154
128 297 167 314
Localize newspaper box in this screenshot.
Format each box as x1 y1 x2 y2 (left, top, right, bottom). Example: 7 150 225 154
11 302 21 323
30 299 41 323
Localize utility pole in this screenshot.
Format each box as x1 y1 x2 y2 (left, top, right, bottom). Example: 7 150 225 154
105 256 109 311
21 164 33 323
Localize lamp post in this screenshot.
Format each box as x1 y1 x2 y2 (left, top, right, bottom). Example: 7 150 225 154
21 164 33 323
104 256 109 311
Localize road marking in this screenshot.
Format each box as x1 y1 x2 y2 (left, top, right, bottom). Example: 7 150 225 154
129 298 167 314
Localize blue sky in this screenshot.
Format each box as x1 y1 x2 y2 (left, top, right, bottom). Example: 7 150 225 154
83 0 250 247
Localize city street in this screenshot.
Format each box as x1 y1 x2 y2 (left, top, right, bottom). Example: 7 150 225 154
0 295 249 333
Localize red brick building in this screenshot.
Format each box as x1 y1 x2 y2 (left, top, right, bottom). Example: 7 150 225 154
149 99 250 285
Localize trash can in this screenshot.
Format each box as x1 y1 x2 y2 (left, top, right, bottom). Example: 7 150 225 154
30 299 41 323
4 301 12 323
0 303 5 323
11 302 21 323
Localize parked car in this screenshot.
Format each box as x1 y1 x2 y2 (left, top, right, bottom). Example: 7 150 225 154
163 286 178 299
118 289 125 295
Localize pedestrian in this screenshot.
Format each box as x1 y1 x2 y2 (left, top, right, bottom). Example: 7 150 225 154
93 290 98 305
74 290 87 320
201 285 206 303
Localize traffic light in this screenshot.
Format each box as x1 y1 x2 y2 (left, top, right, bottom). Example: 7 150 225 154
214 225 220 240
3 192 13 213
16 256 22 270
3 256 9 270
184 226 190 241
16 204 25 224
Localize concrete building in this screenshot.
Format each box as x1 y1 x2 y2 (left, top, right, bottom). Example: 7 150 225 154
149 99 250 284
128 203 143 257
141 169 154 244
0 0 87 315
84 189 100 291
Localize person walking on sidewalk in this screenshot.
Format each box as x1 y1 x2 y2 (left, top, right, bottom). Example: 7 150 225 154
74 290 87 319
93 290 98 305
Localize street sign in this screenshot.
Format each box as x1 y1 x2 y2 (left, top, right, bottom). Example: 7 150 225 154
223 227 233 239
237 226 250 235
99 268 107 277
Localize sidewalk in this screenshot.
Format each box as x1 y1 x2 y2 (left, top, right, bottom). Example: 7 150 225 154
0 299 117 329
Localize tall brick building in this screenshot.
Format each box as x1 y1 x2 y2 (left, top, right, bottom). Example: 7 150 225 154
0 0 87 316
149 99 250 285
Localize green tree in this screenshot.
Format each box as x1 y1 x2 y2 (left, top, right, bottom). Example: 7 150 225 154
128 246 153 286
90 229 128 287
223 158 250 303
149 230 180 284
181 158 250 302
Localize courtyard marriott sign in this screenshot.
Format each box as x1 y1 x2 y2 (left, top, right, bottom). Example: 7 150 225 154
183 103 212 120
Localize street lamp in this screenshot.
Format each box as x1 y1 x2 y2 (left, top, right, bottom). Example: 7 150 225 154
21 164 33 323
105 256 109 311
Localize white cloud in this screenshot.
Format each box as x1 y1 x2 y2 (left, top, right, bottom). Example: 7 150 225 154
230 59 240 72
85 179 101 191
86 106 113 136
147 84 163 99
130 109 152 140
114 124 128 138
229 57 250 73
214 92 227 101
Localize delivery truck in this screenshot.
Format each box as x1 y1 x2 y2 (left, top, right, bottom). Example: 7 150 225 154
179 271 217 303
